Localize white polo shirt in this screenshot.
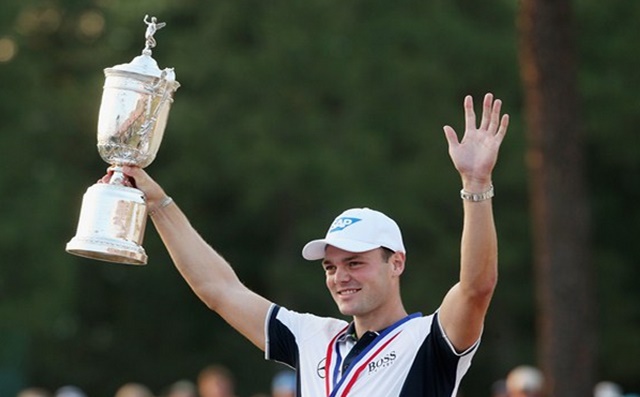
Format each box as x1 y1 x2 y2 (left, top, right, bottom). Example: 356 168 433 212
265 304 479 397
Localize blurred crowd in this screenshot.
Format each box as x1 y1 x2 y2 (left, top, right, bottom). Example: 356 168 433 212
490 365 639 397
15 364 296 397
15 363 639 397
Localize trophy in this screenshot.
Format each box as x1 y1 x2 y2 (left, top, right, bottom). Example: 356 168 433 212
66 15 180 265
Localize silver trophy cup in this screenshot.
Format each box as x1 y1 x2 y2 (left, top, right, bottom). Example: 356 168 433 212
66 16 180 265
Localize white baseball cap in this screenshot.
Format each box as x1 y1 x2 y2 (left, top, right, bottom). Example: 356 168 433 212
302 207 406 260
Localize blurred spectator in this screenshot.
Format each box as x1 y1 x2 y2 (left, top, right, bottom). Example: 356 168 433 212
197 365 236 397
17 387 52 397
271 370 296 397
54 386 87 397
163 379 197 397
594 381 623 397
491 379 508 397
114 382 155 397
505 365 544 397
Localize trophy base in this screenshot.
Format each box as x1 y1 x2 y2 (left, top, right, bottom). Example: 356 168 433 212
66 236 148 265
66 183 149 265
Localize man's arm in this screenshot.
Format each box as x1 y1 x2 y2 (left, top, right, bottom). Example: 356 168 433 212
438 93 509 352
122 166 273 351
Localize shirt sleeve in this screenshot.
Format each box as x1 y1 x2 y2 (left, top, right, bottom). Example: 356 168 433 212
265 304 299 367
399 312 480 397
265 304 349 370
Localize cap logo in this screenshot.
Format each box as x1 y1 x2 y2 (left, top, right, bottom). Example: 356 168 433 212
329 217 361 233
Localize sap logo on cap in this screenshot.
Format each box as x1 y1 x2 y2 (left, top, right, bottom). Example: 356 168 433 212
329 217 361 233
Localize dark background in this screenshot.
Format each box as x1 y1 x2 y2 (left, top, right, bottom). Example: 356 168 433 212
0 0 638 396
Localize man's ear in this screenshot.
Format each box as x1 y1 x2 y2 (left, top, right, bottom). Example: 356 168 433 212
391 252 406 276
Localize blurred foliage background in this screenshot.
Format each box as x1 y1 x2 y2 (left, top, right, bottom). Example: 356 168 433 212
0 0 638 395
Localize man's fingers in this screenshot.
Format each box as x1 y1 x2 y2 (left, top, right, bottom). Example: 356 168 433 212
443 126 461 150
122 165 141 178
121 166 145 187
464 95 476 132
479 93 493 131
487 98 502 134
495 114 509 144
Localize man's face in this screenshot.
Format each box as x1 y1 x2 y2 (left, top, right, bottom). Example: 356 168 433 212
322 246 401 317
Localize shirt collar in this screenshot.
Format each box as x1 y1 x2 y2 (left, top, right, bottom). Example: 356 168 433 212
336 322 380 343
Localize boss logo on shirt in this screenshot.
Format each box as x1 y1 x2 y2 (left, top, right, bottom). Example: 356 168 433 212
329 217 361 233
367 351 397 373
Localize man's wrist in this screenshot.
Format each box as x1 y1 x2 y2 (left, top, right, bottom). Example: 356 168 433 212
149 196 174 216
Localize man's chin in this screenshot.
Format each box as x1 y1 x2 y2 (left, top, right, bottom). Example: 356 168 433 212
335 303 359 317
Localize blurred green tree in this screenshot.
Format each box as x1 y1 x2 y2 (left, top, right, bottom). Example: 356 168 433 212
0 0 638 396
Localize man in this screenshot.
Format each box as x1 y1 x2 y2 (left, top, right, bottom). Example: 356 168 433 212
505 366 545 397
271 370 296 397
118 93 509 396
17 388 52 397
197 364 237 397
114 382 154 397
163 380 197 397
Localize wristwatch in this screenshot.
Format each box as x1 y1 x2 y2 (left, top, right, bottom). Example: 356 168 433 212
460 185 494 202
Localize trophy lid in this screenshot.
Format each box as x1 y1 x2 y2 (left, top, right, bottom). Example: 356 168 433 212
105 15 177 82
109 53 175 80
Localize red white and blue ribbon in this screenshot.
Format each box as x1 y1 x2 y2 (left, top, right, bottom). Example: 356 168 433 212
324 313 421 397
